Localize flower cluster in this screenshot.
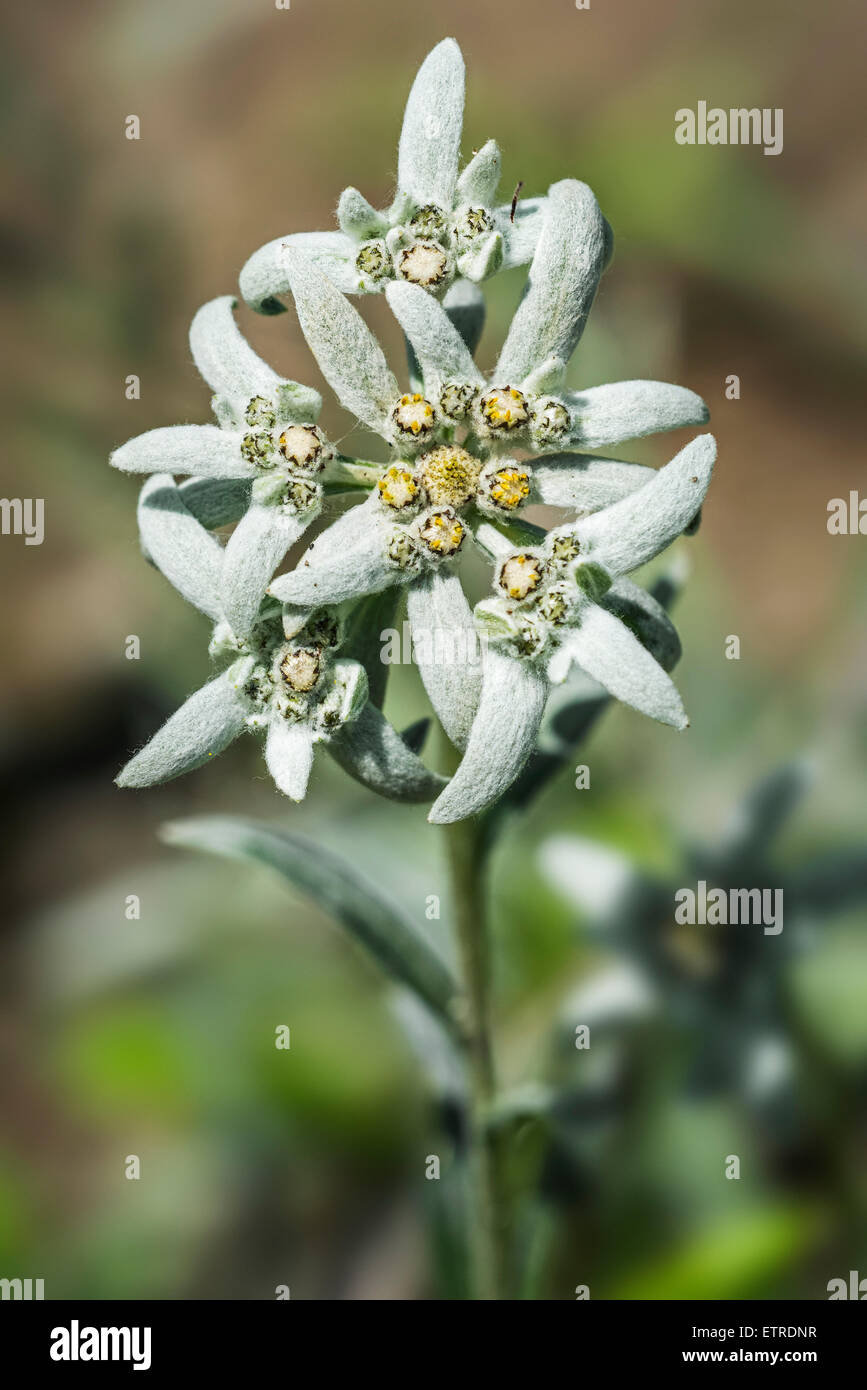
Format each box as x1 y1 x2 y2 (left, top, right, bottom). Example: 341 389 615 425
112 38 716 820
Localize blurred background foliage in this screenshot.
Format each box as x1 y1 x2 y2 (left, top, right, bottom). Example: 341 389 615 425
0 0 864 1298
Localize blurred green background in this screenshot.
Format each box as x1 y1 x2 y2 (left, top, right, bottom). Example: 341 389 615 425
1 0 865 1298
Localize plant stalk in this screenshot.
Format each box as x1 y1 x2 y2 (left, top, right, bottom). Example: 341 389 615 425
443 814 510 1300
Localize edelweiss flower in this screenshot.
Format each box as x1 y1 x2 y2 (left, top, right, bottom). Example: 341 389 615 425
239 38 547 311
428 433 717 824
266 180 708 754
110 296 356 637
388 179 709 461
117 475 445 803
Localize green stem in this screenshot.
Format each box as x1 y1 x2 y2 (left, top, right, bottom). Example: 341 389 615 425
443 815 510 1300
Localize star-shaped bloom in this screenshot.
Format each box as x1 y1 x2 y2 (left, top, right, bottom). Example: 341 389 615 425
239 38 549 312
266 180 708 754
388 179 709 460
110 296 360 638
429 432 717 823
117 473 445 804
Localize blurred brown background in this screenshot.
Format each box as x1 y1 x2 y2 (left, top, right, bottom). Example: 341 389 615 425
0 0 865 1298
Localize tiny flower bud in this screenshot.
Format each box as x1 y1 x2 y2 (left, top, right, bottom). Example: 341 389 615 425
278 424 327 471
279 477 321 514
392 393 437 439
480 386 530 432
245 396 277 429
537 584 570 625
280 646 322 693
418 509 465 557
409 204 448 240
549 534 581 565
398 241 449 288
514 616 548 657
377 464 420 510
531 397 571 445
386 529 421 570
240 662 274 711
439 381 477 420
453 206 493 243
240 431 275 468
305 609 342 649
356 240 392 282
485 467 530 511
498 553 545 600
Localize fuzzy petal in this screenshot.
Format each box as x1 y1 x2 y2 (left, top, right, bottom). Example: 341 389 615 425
222 504 313 637
189 296 281 409
529 453 655 511
566 380 709 449
495 195 547 270
456 229 503 283
386 281 484 397
264 718 316 801
269 495 398 607
116 673 247 788
337 187 389 241
178 476 252 529
111 424 252 479
239 231 358 314
552 603 687 728
495 181 609 383
406 570 482 751
571 434 716 576
442 279 485 355
601 576 682 673
428 647 548 823
341 588 402 709
329 703 446 802
284 250 399 435
455 138 501 207
397 38 465 209
137 474 224 619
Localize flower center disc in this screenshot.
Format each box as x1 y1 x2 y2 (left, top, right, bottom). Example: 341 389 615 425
419 446 481 508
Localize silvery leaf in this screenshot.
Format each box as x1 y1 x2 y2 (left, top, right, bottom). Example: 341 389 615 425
328 703 446 803
222 503 312 637
111 424 252 480
406 570 482 751
264 717 316 801
397 38 465 209
429 646 548 823
570 433 716 576
116 672 247 788
137 474 225 620
161 816 461 1025
496 180 609 384
239 231 357 314
189 296 281 410
283 250 399 434
566 380 709 450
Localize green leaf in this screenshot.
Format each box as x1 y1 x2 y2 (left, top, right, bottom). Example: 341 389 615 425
161 817 461 1030
609 1203 822 1300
